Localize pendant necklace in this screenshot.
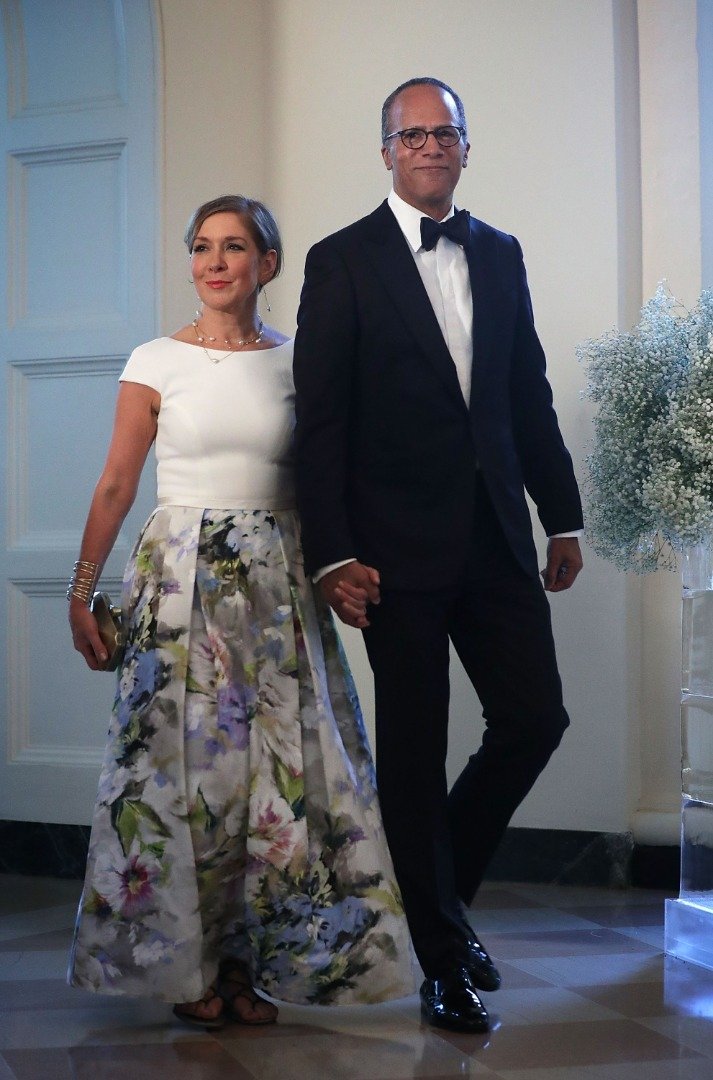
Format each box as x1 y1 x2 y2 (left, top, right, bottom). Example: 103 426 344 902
192 316 264 363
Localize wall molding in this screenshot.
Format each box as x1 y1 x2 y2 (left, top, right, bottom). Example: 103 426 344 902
6 576 121 766
7 358 127 551
7 141 128 331
0 822 681 889
2 0 127 118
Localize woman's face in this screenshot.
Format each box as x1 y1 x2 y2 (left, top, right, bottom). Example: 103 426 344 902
189 211 276 312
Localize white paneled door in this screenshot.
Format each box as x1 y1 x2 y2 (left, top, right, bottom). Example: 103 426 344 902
0 0 158 823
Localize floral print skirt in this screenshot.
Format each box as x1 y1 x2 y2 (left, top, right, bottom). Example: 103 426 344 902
68 506 415 1005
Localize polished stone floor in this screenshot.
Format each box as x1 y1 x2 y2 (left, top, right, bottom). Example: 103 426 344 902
1 874 712 1078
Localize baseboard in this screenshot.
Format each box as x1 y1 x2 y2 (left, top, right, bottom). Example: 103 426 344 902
484 827 681 891
0 820 90 879
0 820 681 891
630 842 681 891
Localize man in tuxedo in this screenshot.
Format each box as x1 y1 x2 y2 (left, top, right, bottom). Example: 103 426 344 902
293 76 583 1033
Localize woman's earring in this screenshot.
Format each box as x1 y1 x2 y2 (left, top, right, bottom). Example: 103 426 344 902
261 286 271 313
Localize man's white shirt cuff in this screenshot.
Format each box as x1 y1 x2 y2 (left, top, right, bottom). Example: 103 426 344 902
313 558 357 584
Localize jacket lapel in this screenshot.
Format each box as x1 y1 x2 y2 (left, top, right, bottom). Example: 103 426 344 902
362 202 468 410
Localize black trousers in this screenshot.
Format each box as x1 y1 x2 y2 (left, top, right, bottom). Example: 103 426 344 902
362 479 569 978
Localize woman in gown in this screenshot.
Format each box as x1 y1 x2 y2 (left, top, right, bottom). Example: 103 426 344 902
67 195 415 1028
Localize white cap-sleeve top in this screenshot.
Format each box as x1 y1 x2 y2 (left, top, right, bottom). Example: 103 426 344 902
120 337 295 510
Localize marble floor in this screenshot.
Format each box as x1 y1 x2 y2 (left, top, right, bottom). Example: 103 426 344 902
1 874 712 1079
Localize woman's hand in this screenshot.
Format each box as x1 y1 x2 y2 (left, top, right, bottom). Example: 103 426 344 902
69 599 109 670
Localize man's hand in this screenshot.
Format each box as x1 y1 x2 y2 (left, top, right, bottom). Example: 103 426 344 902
319 561 381 628
541 537 583 593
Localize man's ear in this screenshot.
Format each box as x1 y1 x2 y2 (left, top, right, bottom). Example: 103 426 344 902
381 145 393 171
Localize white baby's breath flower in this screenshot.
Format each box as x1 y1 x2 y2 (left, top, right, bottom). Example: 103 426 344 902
580 285 713 571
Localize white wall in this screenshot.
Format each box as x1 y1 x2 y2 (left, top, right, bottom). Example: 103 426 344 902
701 0 713 287
159 0 704 841
158 0 268 334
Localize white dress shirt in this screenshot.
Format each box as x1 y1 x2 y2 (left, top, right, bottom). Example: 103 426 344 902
387 189 474 404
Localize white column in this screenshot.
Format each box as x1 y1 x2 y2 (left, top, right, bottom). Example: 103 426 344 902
634 0 702 847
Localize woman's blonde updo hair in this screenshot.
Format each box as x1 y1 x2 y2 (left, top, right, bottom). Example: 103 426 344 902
184 194 283 285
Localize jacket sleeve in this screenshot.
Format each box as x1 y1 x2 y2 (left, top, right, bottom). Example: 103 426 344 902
508 237 583 535
293 239 359 576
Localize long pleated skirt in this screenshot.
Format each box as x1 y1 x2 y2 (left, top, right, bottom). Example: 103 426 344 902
68 506 415 1005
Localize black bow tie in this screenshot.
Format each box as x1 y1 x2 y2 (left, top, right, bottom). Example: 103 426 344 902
420 209 471 251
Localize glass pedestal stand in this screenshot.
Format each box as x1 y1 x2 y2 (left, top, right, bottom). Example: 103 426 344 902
665 539 713 969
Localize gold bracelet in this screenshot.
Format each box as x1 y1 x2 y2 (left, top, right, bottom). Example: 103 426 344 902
66 559 99 604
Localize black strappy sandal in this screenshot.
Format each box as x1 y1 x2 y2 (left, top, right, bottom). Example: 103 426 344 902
172 986 225 1029
217 960 278 1026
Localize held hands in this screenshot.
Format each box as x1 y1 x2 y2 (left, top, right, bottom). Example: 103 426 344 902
69 599 109 670
319 561 381 628
541 537 583 593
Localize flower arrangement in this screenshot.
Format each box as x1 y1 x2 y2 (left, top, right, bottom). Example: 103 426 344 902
579 285 713 572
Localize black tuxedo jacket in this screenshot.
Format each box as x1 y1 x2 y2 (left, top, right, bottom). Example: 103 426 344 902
293 200 583 589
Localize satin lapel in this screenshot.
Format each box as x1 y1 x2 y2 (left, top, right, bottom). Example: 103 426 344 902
465 220 500 412
362 203 467 409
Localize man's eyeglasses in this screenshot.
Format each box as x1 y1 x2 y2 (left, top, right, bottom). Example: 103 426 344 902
383 125 465 150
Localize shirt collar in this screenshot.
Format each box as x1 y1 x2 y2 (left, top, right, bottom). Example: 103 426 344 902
387 189 455 253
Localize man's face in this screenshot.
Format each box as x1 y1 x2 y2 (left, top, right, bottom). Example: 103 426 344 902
381 84 469 217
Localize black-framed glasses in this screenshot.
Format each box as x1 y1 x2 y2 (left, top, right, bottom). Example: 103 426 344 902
384 125 465 149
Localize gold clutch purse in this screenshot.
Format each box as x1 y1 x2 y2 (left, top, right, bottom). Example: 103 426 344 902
90 591 125 672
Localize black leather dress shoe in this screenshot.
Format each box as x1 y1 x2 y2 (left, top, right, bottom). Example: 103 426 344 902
462 934 501 991
420 967 490 1033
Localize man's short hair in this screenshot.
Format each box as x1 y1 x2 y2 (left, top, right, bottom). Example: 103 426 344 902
381 77 467 144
